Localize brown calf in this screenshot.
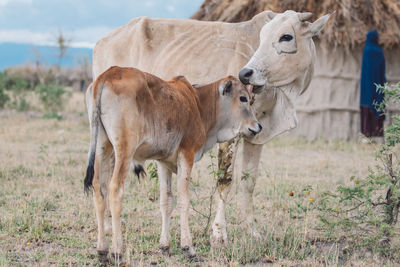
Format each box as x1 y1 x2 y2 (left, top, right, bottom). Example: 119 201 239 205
84 66 261 262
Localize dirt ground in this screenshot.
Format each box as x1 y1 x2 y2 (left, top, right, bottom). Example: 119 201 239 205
0 92 396 266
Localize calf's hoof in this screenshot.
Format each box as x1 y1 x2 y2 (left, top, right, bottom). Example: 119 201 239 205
97 250 108 263
159 245 170 256
181 245 196 259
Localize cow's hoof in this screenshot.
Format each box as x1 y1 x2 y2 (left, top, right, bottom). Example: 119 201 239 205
97 250 108 263
210 234 227 248
110 253 124 265
181 245 196 259
159 245 170 256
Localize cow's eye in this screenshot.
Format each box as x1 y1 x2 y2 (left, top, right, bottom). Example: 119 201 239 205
279 34 293 42
240 96 248 103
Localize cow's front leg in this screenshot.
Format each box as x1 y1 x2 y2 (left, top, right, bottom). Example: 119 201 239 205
240 139 263 238
211 138 239 247
177 152 196 258
158 161 174 255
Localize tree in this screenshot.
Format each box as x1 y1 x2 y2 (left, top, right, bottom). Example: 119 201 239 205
55 30 71 67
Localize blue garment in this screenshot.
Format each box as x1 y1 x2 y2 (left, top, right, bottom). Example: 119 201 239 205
360 30 386 117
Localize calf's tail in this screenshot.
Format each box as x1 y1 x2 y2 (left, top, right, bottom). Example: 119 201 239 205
133 164 146 179
84 82 105 195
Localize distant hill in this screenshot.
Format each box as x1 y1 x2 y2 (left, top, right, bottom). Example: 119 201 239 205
0 42 92 71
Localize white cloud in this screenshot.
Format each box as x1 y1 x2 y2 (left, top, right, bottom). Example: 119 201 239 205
69 26 112 47
0 29 50 45
0 0 32 6
145 1 155 7
0 26 112 48
166 5 175 12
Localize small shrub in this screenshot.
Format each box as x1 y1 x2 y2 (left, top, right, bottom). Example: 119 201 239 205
0 70 71 114
0 86 10 108
318 82 400 254
35 82 71 114
0 72 10 108
0 72 30 111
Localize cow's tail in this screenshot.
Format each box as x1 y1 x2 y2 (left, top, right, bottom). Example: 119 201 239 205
84 82 105 195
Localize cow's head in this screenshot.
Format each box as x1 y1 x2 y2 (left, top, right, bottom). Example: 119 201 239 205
216 76 262 142
239 10 331 94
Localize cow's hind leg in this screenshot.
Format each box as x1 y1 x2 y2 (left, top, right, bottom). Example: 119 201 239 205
211 138 239 247
92 127 114 261
158 161 174 255
240 140 263 238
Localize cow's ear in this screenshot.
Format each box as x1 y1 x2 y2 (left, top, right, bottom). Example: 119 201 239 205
219 80 232 96
303 13 332 37
265 11 278 22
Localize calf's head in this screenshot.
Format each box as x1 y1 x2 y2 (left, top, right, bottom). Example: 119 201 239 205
239 10 331 94
216 76 262 142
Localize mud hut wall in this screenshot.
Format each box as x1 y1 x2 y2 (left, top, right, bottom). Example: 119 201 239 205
290 42 400 140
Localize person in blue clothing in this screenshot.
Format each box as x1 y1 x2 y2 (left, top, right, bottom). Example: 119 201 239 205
360 30 386 137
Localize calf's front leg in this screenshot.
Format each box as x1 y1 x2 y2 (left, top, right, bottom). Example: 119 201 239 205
158 162 174 255
211 138 239 247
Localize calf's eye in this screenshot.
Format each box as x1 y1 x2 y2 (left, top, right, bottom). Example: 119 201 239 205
240 96 248 102
279 34 293 42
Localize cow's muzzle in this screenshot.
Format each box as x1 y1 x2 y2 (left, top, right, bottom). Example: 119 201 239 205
248 123 262 136
239 68 253 85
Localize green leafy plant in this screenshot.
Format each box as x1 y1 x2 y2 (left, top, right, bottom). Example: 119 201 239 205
318 82 400 254
146 162 159 202
0 73 10 108
0 72 30 111
35 81 71 116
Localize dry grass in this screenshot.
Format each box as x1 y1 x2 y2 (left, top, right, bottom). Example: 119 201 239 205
0 91 397 266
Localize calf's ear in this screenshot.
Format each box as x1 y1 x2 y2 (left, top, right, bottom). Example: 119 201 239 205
219 80 232 96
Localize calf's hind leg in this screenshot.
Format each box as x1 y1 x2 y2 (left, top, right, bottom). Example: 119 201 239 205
108 141 135 262
92 128 113 260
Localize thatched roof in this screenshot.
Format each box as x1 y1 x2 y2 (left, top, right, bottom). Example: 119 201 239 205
192 0 400 49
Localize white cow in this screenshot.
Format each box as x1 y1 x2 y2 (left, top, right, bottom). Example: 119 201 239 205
89 10 331 248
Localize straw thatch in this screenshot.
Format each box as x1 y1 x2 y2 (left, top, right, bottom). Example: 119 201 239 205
192 0 400 49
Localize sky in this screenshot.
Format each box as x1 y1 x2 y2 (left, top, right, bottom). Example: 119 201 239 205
0 0 204 48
